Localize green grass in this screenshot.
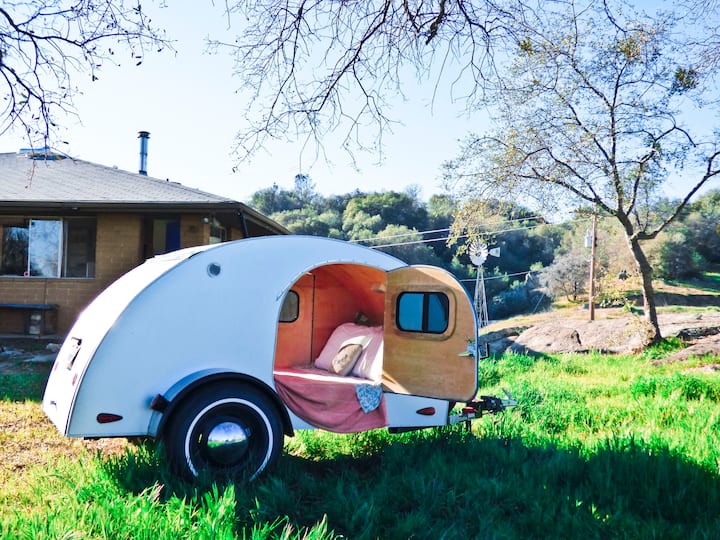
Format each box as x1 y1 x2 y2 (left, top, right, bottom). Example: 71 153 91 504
664 271 720 293
3 348 720 539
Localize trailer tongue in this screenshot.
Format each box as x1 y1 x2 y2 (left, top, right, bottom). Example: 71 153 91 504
451 391 519 429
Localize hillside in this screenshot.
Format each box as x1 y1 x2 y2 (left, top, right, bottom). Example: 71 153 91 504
481 278 720 359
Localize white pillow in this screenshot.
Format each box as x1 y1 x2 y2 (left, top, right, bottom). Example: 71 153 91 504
315 323 372 371
351 325 384 381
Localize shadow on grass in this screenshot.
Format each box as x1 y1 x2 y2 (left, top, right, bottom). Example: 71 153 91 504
664 274 720 293
0 372 49 401
100 429 720 539
0 338 54 402
655 291 720 305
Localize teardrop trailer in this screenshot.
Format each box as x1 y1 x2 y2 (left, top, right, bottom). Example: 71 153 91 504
43 235 516 480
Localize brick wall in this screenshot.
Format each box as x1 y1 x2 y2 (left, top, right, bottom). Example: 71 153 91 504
180 215 209 248
180 217 247 246
95 214 143 281
0 214 143 335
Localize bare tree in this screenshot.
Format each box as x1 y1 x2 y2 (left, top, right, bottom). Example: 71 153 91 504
443 0 720 342
540 251 589 303
1 1 169 148
214 0 522 163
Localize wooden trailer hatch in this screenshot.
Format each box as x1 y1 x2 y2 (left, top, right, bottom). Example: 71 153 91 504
382 265 478 402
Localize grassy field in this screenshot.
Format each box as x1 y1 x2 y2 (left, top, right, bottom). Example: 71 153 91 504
2 341 720 539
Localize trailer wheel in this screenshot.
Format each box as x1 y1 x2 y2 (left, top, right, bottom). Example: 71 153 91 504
164 383 283 480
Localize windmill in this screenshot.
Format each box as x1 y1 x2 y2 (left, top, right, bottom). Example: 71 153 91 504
469 242 500 329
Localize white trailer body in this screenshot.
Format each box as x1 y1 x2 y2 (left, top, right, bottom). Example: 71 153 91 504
43 235 507 480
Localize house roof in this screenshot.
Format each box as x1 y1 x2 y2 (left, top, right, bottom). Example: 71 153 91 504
0 151 288 235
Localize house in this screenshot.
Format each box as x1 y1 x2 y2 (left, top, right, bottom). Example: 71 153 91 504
0 149 287 335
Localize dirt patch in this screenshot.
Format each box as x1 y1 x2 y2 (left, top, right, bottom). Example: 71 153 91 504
653 335 720 365
481 311 720 357
686 363 720 373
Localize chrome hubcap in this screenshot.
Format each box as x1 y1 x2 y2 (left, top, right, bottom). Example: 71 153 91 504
206 421 250 465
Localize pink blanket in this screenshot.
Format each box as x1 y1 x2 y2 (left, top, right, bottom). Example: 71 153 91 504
274 367 388 433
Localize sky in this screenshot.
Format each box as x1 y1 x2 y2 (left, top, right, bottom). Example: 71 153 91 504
0 1 481 204
1 1 717 209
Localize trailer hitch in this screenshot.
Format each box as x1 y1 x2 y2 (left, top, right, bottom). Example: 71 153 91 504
449 390 518 429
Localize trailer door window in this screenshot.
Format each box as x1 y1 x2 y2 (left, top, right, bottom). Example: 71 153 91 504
397 292 449 334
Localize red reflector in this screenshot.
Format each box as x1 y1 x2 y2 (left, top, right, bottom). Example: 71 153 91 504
416 407 436 416
71 372 78 386
150 394 170 412
97 413 123 424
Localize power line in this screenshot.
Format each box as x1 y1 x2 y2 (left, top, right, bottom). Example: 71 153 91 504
459 270 537 283
348 226 451 243
368 218 591 249
349 214 550 245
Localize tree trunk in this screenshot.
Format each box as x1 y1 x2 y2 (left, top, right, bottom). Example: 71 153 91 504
626 236 662 343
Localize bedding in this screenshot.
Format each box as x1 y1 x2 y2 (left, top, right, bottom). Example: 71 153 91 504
273 323 387 433
274 367 388 433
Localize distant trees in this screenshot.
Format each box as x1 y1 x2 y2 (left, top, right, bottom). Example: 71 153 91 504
343 191 428 240
648 190 720 281
681 191 720 266
654 232 706 281
250 179 720 320
365 224 443 266
248 179 563 319
539 191 720 308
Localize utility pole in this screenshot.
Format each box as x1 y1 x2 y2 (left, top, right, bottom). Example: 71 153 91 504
588 209 597 321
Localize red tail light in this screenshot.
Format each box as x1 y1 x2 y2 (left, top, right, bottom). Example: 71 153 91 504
96 413 123 424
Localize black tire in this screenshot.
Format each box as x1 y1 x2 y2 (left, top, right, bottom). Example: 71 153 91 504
164 383 283 480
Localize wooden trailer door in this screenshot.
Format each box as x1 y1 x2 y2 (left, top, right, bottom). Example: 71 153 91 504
382 266 479 402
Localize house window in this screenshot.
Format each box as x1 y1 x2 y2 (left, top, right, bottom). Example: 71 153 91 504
209 218 227 245
0 218 96 278
152 218 181 255
1 222 28 276
28 219 61 277
396 292 450 334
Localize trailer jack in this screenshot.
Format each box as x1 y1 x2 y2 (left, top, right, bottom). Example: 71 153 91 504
449 390 518 430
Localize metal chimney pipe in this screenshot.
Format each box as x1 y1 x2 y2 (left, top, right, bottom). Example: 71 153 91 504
138 131 150 175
